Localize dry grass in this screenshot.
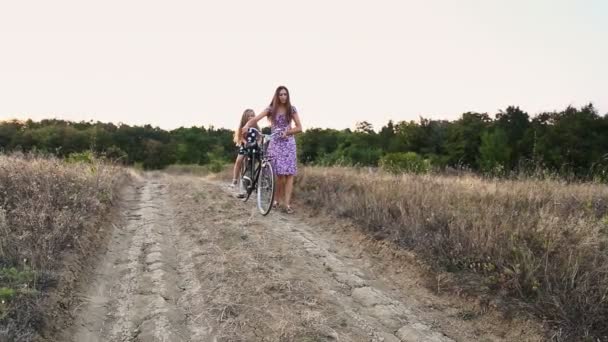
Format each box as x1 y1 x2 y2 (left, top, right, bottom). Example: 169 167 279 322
296 166 608 341
165 164 218 176
0 153 128 341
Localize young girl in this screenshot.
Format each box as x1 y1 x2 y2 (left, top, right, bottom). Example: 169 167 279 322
231 109 258 192
242 86 303 213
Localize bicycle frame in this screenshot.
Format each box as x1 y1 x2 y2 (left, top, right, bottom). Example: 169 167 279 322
242 131 274 202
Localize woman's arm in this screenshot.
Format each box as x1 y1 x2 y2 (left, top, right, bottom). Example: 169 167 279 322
286 112 303 136
242 109 269 134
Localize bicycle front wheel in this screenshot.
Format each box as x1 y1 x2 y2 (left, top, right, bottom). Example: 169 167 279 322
257 161 275 215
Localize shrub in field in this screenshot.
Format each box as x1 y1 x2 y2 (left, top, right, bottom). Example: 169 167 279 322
66 151 95 164
379 152 430 174
209 159 225 173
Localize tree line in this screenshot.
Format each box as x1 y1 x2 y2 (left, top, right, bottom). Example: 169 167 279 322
299 104 608 179
0 119 234 169
1 104 607 178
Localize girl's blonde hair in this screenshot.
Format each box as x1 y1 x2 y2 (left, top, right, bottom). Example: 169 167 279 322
234 109 258 145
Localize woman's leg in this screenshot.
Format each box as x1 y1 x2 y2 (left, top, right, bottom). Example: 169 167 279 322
275 175 285 206
274 175 281 204
285 175 294 209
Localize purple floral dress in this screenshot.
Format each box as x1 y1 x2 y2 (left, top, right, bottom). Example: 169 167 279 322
267 106 297 175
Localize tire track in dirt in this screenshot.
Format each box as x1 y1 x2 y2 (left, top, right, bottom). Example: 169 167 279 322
68 174 214 342
260 215 453 342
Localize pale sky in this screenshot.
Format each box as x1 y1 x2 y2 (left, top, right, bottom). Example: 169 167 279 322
1 0 606 131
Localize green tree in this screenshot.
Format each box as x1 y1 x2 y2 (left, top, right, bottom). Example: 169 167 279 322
479 128 511 173
495 106 531 168
446 112 491 169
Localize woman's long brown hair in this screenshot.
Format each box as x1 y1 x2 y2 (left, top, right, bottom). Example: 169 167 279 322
268 85 293 124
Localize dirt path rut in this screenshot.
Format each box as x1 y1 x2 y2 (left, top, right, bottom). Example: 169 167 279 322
66 173 542 342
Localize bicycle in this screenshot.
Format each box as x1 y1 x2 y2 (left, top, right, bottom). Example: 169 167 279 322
238 127 278 215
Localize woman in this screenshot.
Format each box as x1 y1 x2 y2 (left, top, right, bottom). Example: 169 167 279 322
242 86 302 213
231 109 258 195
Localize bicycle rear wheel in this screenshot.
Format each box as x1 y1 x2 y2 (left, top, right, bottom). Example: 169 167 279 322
257 161 275 215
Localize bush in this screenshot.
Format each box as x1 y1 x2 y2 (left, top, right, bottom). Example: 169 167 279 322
66 151 95 164
103 146 128 163
379 152 430 174
209 160 225 173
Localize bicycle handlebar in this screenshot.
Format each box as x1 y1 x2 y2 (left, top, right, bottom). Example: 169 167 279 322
247 127 282 139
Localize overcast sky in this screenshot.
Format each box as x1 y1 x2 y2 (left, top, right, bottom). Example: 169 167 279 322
1 0 606 131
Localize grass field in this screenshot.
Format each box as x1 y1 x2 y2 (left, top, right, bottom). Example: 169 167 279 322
296 166 608 340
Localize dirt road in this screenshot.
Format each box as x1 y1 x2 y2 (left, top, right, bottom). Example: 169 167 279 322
65 173 542 342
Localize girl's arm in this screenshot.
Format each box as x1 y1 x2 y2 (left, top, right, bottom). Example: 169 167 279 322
286 112 303 136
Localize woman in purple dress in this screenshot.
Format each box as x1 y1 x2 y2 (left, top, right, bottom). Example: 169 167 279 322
242 86 303 213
